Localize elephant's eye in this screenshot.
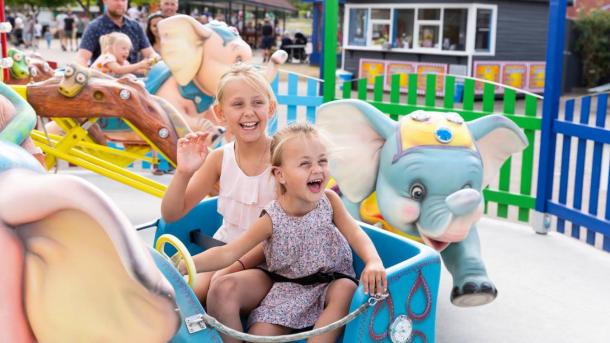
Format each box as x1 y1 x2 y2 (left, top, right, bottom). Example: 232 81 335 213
462 183 472 189
409 183 426 201
75 72 87 84
64 66 74 77
235 56 243 63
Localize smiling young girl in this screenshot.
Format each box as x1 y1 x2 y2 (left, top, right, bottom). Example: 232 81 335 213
91 32 152 77
183 123 387 342
161 63 278 304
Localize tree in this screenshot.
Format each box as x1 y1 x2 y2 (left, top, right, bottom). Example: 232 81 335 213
574 9 610 87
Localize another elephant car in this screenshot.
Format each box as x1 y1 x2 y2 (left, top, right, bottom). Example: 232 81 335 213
317 99 528 307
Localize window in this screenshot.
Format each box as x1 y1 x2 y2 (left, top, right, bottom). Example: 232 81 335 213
418 25 439 48
475 9 492 52
345 5 496 55
372 23 391 46
442 9 467 51
371 9 390 20
348 8 368 46
394 9 414 49
369 8 392 47
418 9 440 20
416 8 441 49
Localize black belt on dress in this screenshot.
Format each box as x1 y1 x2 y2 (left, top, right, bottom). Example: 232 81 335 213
258 268 358 286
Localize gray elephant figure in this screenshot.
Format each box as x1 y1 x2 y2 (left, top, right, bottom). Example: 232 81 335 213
317 99 528 306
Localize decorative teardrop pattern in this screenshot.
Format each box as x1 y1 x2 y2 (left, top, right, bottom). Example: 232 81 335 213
368 293 394 340
406 270 432 321
367 268 433 341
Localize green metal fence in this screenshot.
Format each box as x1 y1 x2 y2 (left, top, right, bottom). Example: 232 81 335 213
338 73 543 223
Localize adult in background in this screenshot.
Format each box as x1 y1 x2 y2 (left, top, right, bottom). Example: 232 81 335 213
76 0 157 67
56 10 67 51
64 10 77 52
159 0 178 17
260 18 274 63
127 4 140 20
13 14 24 47
145 12 165 54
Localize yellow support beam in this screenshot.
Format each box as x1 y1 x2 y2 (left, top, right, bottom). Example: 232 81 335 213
35 142 166 198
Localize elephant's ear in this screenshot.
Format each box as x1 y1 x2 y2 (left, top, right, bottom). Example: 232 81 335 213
158 15 212 86
468 115 528 186
317 99 395 203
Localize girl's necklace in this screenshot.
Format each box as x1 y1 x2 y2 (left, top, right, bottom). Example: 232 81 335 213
235 140 269 176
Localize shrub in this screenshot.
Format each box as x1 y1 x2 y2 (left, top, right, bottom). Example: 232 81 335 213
574 9 610 87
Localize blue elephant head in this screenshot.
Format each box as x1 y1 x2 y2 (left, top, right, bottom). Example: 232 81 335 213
318 99 527 250
317 99 528 306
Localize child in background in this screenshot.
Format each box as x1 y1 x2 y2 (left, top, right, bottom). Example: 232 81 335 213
42 25 52 49
91 32 152 77
181 123 387 342
161 63 277 304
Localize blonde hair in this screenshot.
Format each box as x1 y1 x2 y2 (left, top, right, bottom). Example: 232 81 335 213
99 32 132 54
270 122 319 193
216 63 276 105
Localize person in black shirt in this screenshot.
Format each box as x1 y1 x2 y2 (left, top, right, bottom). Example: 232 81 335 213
261 18 274 63
64 10 77 52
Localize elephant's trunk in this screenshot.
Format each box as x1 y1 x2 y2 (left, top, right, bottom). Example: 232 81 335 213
417 189 484 251
446 188 482 217
0 83 36 146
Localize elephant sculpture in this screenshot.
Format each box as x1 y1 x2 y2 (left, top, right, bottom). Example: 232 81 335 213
0 140 180 342
317 99 528 306
145 15 287 133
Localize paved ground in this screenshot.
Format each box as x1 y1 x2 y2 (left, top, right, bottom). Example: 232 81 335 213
60 168 610 343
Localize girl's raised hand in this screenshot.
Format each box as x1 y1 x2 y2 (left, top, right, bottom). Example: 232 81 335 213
176 131 210 175
360 260 387 296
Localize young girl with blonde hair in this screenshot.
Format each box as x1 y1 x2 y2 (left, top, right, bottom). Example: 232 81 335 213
91 32 153 77
183 123 387 342
162 63 278 306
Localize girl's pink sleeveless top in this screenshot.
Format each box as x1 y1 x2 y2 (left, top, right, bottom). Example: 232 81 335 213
215 141 276 243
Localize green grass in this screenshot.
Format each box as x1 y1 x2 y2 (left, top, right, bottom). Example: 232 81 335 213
285 17 313 36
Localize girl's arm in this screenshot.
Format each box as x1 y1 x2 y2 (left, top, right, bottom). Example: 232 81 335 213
191 214 272 272
105 59 150 75
210 243 266 283
326 190 387 295
161 136 222 222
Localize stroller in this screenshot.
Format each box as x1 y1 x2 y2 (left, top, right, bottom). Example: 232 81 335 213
293 32 308 63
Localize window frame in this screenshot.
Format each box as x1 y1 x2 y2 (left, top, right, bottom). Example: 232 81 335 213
347 7 370 47
471 5 498 56
368 9 393 47
343 3 498 57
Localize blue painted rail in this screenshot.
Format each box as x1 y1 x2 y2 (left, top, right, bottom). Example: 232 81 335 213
539 92 610 251
269 70 323 134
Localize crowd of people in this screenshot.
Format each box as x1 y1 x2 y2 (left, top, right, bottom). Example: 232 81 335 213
6 0 308 64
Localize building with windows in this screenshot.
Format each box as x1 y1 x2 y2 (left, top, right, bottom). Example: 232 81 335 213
341 1 550 93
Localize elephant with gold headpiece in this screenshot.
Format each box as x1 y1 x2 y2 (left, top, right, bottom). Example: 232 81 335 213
318 99 528 307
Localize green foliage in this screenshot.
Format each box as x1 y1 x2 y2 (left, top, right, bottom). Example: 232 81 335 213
288 0 312 13
6 0 73 9
574 9 610 87
130 0 156 6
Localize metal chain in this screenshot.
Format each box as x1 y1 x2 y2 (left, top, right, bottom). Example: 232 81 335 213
202 293 389 343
